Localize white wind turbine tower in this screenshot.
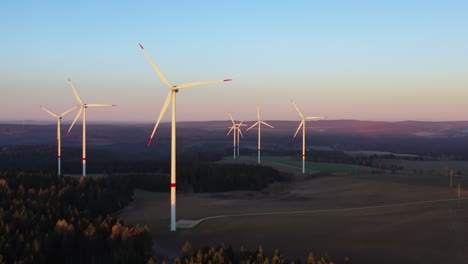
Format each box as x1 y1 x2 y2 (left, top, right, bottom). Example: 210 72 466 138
246 105 274 164
139 43 232 231
67 78 116 177
291 100 326 174
226 114 246 159
226 123 237 159
40 105 78 176
236 121 246 158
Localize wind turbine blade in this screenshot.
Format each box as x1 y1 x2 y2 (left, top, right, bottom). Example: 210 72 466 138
246 121 259 132
68 78 84 105
226 125 235 136
139 43 173 89
261 121 274 128
293 120 304 140
174 79 232 90
291 99 304 118
228 113 235 125
257 105 260 121
40 106 58 118
148 91 172 146
67 107 83 136
59 105 79 117
239 128 245 138
305 116 326 120
86 104 117 107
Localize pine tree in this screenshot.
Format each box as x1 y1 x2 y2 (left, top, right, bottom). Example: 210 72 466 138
307 252 315 264
147 256 158 264
256 245 264 263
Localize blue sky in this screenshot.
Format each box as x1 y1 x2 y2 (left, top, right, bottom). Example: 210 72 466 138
2 1 468 122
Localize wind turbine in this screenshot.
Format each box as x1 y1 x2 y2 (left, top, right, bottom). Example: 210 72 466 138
66 78 116 177
40 105 78 176
226 114 246 159
246 105 274 164
139 43 232 231
291 100 326 174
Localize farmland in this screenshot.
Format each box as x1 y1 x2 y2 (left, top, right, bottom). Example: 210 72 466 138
240 155 374 174
118 158 468 264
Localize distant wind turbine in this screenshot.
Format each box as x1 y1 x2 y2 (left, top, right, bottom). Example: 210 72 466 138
246 105 274 164
40 105 78 176
291 100 326 174
139 43 232 231
226 114 246 159
67 78 116 177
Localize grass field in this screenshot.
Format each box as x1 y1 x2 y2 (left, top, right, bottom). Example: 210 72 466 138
232 155 373 175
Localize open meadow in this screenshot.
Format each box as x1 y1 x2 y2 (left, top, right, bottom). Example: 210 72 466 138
118 158 468 264
232 156 374 175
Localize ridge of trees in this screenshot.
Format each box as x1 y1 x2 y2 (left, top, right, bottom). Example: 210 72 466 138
132 163 292 193
148 242 351 264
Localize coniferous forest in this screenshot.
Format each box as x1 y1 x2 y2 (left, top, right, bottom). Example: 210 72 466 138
0 171 152 264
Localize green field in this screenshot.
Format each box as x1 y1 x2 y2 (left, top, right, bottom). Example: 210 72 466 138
251 156 373 174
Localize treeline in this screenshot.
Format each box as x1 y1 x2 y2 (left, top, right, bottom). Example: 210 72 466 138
0 145 56 170
0 171 152 264
290 133 468 159
0 145 222 174
131 163 292 193
306 149 421 168
182 163 290 193
149 242 351 264
0 145 171 173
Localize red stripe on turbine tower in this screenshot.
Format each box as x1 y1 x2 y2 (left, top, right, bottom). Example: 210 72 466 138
147 137 153 147
58 155 61 158
170 183 176 188
302 154 306 157
82 157 87 161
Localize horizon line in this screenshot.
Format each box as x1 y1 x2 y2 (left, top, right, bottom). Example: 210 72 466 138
3 119 468 125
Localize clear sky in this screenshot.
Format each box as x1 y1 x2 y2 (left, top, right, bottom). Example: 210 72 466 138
2 1 468 122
